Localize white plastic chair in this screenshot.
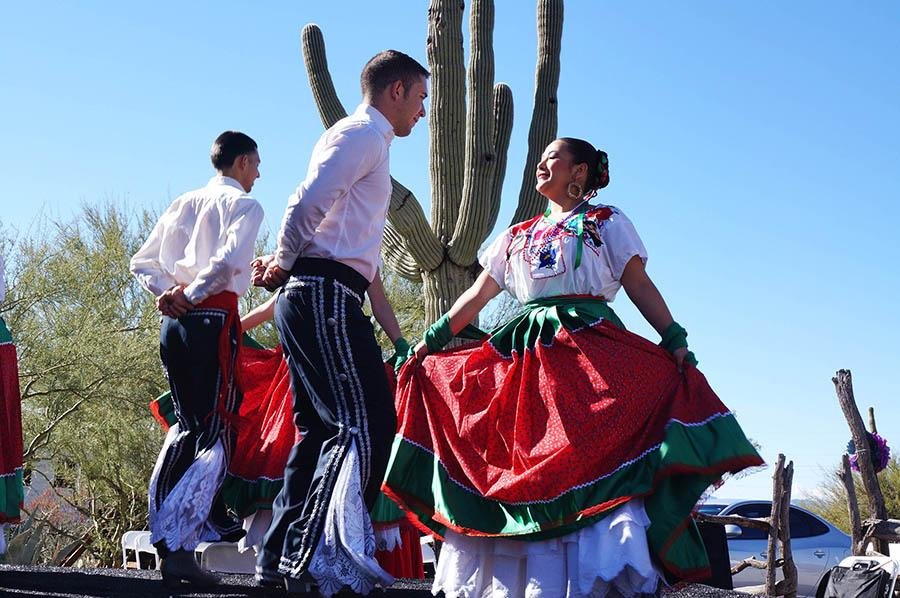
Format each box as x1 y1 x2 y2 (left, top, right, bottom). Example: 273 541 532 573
120 530 144 569
197 541 257 574
420 534 436 571
133 530 159 570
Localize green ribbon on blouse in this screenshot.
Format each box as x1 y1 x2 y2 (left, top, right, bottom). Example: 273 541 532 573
542 204 588 270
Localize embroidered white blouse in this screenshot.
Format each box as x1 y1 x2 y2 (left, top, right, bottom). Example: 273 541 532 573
130 176 264 304
274 104 395 282
479 204 647 304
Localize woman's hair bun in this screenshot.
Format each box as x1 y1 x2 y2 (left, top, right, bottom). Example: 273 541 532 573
595 150 610 190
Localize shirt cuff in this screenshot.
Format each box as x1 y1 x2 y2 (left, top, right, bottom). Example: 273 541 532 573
182 283 205 306
275 250 297 273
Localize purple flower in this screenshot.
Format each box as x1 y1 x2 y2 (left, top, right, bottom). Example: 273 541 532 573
847 432 891 474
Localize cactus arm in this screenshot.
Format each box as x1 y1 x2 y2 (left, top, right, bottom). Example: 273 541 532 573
301 24 349 127
387 179 443 271
447 0 497 265
426 0 467 239
480 83 514 241
510 0 563 225
382 222 423 281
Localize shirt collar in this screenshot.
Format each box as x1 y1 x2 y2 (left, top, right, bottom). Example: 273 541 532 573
355 104 395 143
208 175 246 192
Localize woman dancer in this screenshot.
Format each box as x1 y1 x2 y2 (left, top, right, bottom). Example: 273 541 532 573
384 138 764 597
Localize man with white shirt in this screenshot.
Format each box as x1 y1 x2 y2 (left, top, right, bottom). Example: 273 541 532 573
130 131 264 589
253 50 428 594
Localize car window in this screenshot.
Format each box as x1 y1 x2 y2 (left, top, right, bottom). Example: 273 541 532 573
729 503 770 540
727 503 831 539
696 503 726 515
789 508 829 538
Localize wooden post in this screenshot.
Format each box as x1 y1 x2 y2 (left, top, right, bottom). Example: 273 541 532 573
840 454 864 555
766 454 785 595
833 369 888 553
779 461 797 598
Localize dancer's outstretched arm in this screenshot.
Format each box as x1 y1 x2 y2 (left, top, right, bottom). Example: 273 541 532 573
367 269 403 344
241 293 278 332
620 255 689 369
414 270 502 359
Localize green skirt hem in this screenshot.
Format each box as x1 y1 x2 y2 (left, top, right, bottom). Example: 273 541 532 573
0 468 24 523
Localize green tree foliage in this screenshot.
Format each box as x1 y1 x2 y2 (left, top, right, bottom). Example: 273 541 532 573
2 203 164 565
367 273 427 358
0 202 425 566
805 457 900 535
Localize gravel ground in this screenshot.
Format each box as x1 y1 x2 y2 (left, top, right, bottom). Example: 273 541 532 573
0 565 753 597
663 584 751 597
0 565 431 597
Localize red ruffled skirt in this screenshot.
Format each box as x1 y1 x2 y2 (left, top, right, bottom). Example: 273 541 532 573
383 297 763 582
1 318 24 525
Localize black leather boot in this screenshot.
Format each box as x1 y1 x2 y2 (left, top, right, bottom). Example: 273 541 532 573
160 548 221 589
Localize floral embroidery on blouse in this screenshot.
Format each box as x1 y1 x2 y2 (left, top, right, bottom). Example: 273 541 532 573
480 204 648 304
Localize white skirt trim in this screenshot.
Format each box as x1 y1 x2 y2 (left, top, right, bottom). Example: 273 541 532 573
375 523 403 552
432 499 662 598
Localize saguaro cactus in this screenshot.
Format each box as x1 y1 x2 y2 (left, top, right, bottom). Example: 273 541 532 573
301 0 563 323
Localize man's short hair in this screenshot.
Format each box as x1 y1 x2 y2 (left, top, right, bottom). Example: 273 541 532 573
210 131 258 170
361 50 430 98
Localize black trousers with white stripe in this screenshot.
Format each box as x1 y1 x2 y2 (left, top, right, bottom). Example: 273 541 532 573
258 258 396 578
151 308 242 554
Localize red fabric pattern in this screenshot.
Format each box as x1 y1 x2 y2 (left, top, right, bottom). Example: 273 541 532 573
1 341 23 524
195 292 242 428
0 343 23 476
508 214 543 238
373 519 426 579
228 344 301 481
394 319 730 504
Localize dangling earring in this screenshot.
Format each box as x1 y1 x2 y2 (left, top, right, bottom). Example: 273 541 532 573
567 182 583 200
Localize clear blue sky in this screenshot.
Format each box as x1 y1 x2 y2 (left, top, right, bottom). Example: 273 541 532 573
3 1 899 501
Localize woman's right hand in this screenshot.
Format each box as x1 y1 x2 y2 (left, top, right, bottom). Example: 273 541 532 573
414 341 429 361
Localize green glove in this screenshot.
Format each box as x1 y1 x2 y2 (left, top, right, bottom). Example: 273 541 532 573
423 314 453 353
391 337 412 373
659 321 699 366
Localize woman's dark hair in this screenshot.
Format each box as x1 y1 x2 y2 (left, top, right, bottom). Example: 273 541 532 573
361 50 430 98
210 131 257 170
558 137 610 196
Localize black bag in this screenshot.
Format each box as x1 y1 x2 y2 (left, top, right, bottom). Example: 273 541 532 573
823 560 891 598
695 521 733 590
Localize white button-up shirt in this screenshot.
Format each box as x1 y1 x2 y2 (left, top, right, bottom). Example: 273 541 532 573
130 176 264 304
275 104 394 282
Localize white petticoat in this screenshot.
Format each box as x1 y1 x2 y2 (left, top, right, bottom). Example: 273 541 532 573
374 523 403 552
433 499 662 598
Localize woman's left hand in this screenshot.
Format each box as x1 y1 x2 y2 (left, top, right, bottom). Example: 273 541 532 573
673 347 689 373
